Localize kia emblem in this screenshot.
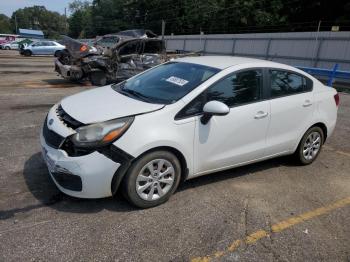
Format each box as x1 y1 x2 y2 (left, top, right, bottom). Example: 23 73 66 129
48 119 54 125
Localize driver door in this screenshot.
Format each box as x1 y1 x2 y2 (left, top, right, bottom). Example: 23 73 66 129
191 69 270 175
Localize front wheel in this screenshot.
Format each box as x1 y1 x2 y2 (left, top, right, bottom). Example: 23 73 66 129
89 71 107 86
294 126 324 165
122 151 181 208
23 50 32 56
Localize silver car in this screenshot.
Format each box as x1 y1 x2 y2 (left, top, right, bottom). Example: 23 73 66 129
2 41 20 50
21 41 65 56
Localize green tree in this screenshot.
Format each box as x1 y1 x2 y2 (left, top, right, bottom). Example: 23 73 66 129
66 0 350 37
0 14 12 33
11 6 67 39
68 1 93 38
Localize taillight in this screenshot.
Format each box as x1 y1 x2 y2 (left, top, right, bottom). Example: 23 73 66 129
80 45 88 52
334 93 340 107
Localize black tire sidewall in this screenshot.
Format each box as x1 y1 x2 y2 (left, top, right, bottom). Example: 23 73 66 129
24 50 31 56
122 151 181 208
54 50 61 57
90 71 107 86
297 126 324 165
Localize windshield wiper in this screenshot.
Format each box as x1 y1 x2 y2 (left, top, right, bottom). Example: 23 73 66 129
120 88 152 103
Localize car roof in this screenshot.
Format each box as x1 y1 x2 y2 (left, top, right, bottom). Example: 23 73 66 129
175 55 290 70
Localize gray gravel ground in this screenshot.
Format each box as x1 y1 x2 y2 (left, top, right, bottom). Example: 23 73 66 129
0 50 350 262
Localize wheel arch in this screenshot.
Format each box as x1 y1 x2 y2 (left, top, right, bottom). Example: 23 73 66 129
293 121 328 154
310 122 328 143
111 145 189 196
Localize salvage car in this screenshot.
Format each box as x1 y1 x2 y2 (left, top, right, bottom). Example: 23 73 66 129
20 40 65 56
55 30 165 86
41 56 339 208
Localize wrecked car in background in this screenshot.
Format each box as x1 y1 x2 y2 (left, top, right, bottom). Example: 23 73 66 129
55 30 165 86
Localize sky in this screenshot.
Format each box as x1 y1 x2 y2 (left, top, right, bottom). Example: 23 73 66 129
0 0 75 17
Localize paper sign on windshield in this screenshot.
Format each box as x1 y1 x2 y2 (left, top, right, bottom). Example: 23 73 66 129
166 76 189 86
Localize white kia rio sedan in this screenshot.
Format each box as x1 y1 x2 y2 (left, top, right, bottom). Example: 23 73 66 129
41 56 339 208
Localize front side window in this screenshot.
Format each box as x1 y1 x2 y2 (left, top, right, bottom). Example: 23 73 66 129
143 40 164 54
206 69 262 107
112 62 220 104
176 69 262 119
269 70 308 98
118 40 141 56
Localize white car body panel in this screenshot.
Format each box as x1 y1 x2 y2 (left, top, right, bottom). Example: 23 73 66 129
61 86 164 124
193 100 270 175
114 103 195 175
265 92 315 156
40 56 338 199
41 134 119 198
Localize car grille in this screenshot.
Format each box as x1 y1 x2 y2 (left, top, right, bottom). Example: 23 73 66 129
56 104 83 129
43 117 65 149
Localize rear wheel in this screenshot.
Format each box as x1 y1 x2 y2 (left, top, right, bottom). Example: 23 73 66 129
122 151 181 208
4 46 10 50
295 126 324 165
54 50 61 57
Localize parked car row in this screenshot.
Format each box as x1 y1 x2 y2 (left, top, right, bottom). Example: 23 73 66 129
0 39 66 56
19 40 65 56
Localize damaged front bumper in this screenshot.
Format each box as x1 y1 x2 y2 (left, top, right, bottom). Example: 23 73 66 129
55 59 84 81
40 106 121 198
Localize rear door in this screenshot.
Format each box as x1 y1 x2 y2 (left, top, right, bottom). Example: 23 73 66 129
265 69 315 155
43 41 57 55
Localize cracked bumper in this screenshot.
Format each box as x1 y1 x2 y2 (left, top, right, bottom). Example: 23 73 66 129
40 130 120 199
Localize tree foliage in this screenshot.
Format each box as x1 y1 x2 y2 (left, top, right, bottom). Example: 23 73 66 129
1 0 349 39
0 14 12 33
10 6 67 38
67 0 350 38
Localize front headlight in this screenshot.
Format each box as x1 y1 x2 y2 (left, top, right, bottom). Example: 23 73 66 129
71 116 134 148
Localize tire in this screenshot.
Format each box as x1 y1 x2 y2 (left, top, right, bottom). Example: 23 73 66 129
5 46 10 50
23 50 32 56
294 126 324 165
89 71 107 86
122 151 182 208
54 50 61 57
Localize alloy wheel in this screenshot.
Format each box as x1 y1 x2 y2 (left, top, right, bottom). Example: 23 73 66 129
136 159 175 201
302 131 321 161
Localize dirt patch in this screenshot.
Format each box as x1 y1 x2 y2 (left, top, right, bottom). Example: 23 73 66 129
11 103 54 110
0 71 49 75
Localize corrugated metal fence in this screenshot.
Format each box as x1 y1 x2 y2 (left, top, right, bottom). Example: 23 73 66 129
165 31 350 71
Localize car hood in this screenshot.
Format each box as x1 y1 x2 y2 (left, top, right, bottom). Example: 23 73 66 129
61 85 164 124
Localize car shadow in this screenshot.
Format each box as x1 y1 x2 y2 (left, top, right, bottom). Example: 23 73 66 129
41 78 92 88
0 152 296 219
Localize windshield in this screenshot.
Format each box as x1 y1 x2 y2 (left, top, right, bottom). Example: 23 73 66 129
112 62 220 104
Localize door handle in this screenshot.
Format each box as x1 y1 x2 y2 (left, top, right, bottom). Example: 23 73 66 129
303 100 313 107
254 111 268 119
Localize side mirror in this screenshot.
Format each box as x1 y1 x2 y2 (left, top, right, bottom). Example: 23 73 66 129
201 101 230 125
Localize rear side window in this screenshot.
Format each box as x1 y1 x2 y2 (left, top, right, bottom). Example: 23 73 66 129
269 70 312 98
